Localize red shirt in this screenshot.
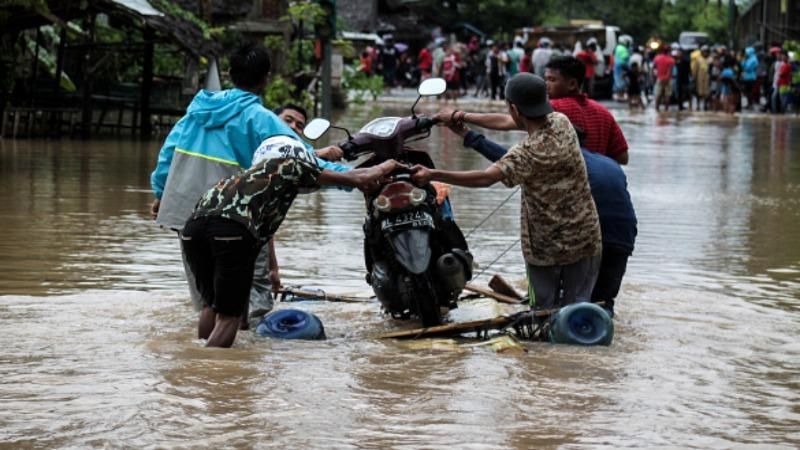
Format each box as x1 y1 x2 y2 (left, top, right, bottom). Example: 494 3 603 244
575 50 597 78
519 54 532 73
551 94 629 159
777 62 792 87
653 54 675 81
418 48 432 71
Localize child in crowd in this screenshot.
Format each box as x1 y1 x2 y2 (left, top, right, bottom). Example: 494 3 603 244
720 60 740 114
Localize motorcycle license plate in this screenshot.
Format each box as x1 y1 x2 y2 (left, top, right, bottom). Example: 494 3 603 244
381 210 434 231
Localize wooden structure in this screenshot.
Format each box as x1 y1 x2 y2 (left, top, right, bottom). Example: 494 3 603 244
0 0 218 138
738 0 800 47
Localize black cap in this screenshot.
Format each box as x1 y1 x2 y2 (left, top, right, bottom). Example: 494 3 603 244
504 73 553 118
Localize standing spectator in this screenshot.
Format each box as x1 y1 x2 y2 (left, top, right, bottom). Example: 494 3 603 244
358 50 372 75
777 51 793 113
691 46 711 111
486 42 507 100
532 38 553 77
741 47 759 109
675 50 691 110
468 35 480 53
771 49 785 113
519 46 533 73
432 39 446 78
441 45 462 101
379 37 398 88
709 54 723 111
576 41 599 97
653 46 676 111
626 63 644 109
613 36 632 101
472 41 490 97
507 41 524 76
720 60 740 114
418 45 433 80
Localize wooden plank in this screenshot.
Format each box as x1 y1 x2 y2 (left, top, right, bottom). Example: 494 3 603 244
464 283 523 304
488 274 524 300
279 287 374 303
377 302 606 340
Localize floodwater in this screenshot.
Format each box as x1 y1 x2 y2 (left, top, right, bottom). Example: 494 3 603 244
1 101 799 448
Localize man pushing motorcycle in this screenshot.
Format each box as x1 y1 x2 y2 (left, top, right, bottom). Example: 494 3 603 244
182 135 400 347
410 73 602 310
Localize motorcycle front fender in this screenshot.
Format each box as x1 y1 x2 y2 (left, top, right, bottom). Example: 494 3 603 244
388 229 431 275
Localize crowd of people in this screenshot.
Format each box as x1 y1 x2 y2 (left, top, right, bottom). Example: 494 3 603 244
615 41 799 114
357 33 800 115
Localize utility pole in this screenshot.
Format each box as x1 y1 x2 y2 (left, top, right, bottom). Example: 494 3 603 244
317 0 336 119
728 0 736 49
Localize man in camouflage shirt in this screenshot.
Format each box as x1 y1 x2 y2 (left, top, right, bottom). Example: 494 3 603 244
182 136 401 347
411 73 601 309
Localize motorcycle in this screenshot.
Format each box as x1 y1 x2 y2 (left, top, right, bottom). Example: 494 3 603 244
303 78 473 326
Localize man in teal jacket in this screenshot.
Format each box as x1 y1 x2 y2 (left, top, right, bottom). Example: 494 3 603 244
150 43 349 325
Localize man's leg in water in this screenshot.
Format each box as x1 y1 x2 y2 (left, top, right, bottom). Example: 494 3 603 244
591 247 630 317
199 306 215 339
526 264 561 310
561 253 601 305
204 223 258 348
248 243 274 327
206 313 240 347
180 218 217 339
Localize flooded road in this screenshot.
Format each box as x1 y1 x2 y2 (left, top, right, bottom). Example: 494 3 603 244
1 103 799 448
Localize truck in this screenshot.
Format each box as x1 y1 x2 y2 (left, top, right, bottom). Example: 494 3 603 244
515 21 622 99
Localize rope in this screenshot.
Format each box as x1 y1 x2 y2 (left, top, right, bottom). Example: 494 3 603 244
471 237 521 282
465 187 520 238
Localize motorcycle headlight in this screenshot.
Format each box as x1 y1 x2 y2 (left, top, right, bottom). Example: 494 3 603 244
374 195 391 212
409 188 427 205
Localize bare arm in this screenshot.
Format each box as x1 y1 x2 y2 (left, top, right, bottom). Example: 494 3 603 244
614 151 629 165
411 164 504 188
268 239 280 294
318 160 400 190
433 108 519 131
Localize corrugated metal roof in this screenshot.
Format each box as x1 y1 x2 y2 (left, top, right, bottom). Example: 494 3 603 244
110 0 163 17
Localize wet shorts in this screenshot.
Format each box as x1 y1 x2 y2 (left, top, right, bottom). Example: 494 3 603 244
180 216 260 317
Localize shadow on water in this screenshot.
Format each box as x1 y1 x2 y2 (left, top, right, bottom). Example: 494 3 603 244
0 104 799 448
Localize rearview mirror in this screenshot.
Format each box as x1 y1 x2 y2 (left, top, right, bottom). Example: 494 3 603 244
418 78 446 97
303 118 330 141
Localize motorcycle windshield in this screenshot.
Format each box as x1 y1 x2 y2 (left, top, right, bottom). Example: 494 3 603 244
389 229 431 275
360 117 402 138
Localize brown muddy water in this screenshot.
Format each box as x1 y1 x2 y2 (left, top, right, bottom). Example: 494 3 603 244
1 102 799 448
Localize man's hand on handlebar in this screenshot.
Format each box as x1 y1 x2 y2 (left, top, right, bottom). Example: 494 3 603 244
315 145 344 161
433 108 457 125
409 164 433 186
355 159 404 193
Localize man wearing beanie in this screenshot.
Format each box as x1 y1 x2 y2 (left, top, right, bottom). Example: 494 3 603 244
411 73 601 309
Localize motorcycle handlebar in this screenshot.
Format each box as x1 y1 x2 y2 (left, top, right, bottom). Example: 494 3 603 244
338 116 440 161
416 117 440 131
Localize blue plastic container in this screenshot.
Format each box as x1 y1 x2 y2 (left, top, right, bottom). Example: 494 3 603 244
549 302 613 346
255 309 326 340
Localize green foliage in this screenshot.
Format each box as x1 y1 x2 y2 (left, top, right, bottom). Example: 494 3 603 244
659 0 728 43
265 35 317 76
342 64 383 104
284 1 326 26
150 0 211 39
262 74 313 111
